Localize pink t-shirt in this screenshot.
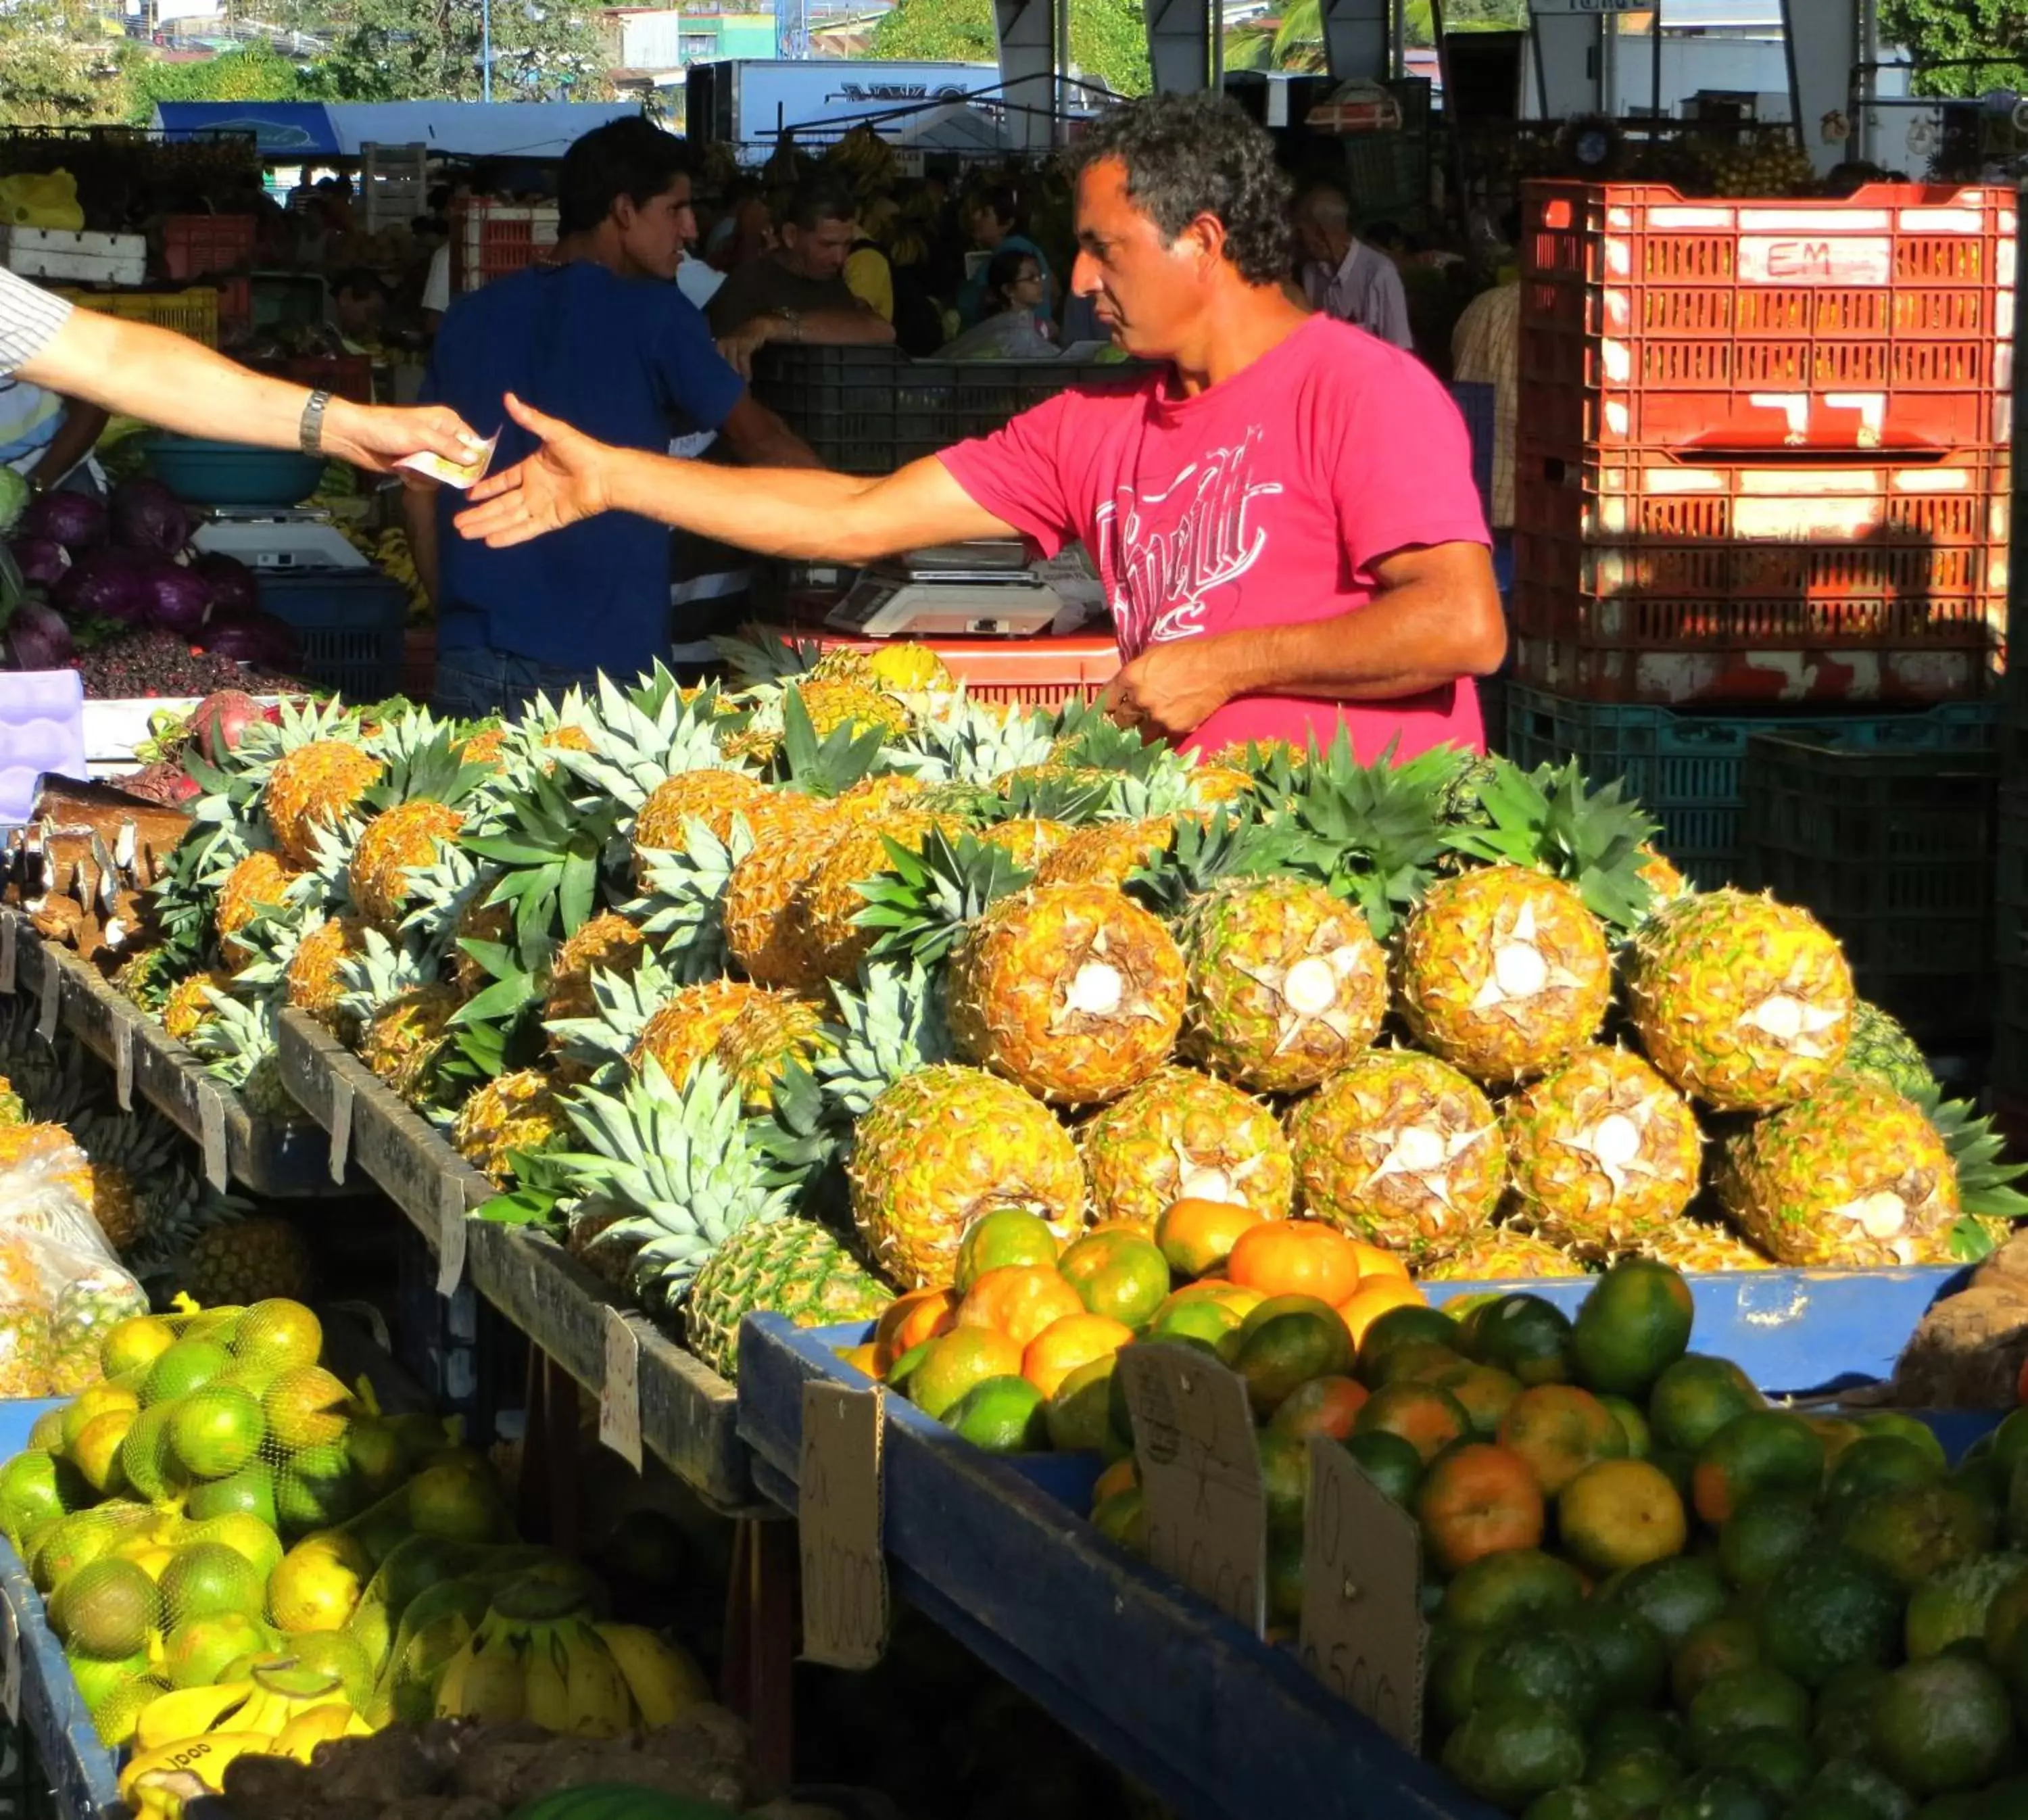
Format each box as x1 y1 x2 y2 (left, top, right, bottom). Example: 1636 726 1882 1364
938 314 1491 761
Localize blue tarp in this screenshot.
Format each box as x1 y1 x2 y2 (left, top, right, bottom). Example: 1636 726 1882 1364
153 101 342 156
152 101 646 161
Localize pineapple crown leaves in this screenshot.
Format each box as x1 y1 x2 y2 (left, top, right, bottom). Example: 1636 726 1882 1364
553 1057 796 1302
1049 700 1176 776
220 885 335 1005
769 687 887 798
397 848 488 961
856 825 1034 967
460 762 625 972
711 629 823 686
1912 1086 2028 1224
126 1165 255 1277
186 988 280 1090
546 947 684 1083
554 667 737 810
1123 806 1274 919
1446 757 1660 932
816 961 955 1124
72 1102 184 1179
631 815 754 984
360 722 496 819
0 1004 104 1122
147 821 252 974
335 925 440 1026
188 694 354 800
990 769 1113 827
883 693 1057 787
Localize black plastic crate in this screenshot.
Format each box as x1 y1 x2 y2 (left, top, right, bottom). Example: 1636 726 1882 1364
260 571 408 700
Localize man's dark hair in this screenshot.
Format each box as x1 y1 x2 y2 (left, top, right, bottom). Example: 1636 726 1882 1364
971 181 1027 233
984 245 1038 314
330 266 385 301
783 175 856 233
1074 93 1291 286
558 117 693 237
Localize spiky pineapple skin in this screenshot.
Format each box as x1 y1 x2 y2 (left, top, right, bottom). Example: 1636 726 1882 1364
948 884 1186 1107
835 773 931 820
1628 890 1854 1113
1180 878 1388 1095
1078 1065 1295 1226
1286 1051 1505 1263
796 675 909 743
1418 1228 1588 1281
543 913 648 1028
1716 1075 1958 1268
451 1068 572 1185
684 1217 894 1379
975 818 1071 869
1034 819 1177 890
0 1311 52 1397
1839 1000 1936 1101
350 800 465 929
723 813 840 992
179 1216 314 1304
1399 865 1611 1085
264 740 383 867
452 896 515 998
631 769 769 879
800 813 948 984
360 985 460 1103
287 915 367 1028
215 851 295 954
711 994 836 1113
162 971 233 1045
864 643 953 693
631 980 773 1088
1639 1216 1772 1274
1503 1047 1704 1258
846 1063 1085 1289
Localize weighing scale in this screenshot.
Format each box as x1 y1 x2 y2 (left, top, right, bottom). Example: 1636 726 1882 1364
191 506 368 573
825 541 1095 640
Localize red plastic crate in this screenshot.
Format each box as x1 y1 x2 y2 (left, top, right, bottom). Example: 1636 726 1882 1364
450 203 558 295
163 214 256 282
801 629 1119 710
1520 181 2017 456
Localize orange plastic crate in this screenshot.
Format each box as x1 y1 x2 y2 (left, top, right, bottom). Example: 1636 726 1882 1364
802 629 1119 710
164 214 256 281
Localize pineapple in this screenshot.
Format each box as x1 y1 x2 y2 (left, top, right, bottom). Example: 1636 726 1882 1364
360 985 461 1104
451 1068 573 1185
1036 819 1178 890
632 980 774 1087
287 915 369 1029
1078 1065 1295 1227
71 1110 183 1254
1716 1075 1958 1268
630 769 769 882
162 971 233 1045
112 947 177 1016
1418 1228 1589 1281
723 812 842 992
1838 999 1937 1100
1639 1216 1772 1274
795 675 910 744
455 725 509 769
1187 766 1257 807
452 895 516 999
263 740 384 867
798 813 952 984
1628 891 1853 1112
947 884 1186 1107
177 1216 314 1304
1637 846 1689 905
0 1239 44 1306
350 799 467 930
847 1063 1085 1289
684 1217 894 1379
1398 866 1611 1085
712 994 837 1113
1503 1047 1704 1259
975 818 1072 869
864 642 954 693
1286 1050 1505 1263
0 1311 51 1397
215 851 296 956
1178 878 1389 1095
836 773 932 820
543 913 648 1028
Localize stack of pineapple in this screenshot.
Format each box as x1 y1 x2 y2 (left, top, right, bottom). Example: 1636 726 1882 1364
101 640 2025 1382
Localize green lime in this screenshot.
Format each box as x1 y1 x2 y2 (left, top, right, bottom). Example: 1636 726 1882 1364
168 1385 266 1481
1469 1295 1574 1387
1522 1789 1620 1820
1812 1665 1891 1762
1441 1548 1586 1633
158 1541 264 1625
1904 1551 2028 1660
1441 1698 1587 1811
1356 1305 1464 1383
944 1376 1047 1454
1343 1430 1424 1505
1599 1394 1652 1460
1705 1729 1818 1802
1655 1767 1784 1820
1854 1414 1946 1473
1571 1260 1693 1397
1604 1553 1729 1651
1758 1550 1903 1689
1718 1490 1820 1591
1827 1437 1944 1512
1556 1602 1667 1711
1585 1746 1681 1813
1473 1629 1603 1727
140 1337 231 1406
1592 1706 1683 1763
1868 1654 2012 1795
1686 1662 1811 1767
1693 1410 1826 1526
1045 1356 1117 1453
1648 1354 1764 1455
49 1556 156 1658
1806 1758 1918 1820
1836 1484 1994 1591
183 1462 279 1527
1671 1614 1763 1710
1428 1625 1498 1731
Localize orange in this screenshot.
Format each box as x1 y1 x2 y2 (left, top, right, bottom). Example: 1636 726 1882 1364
873 1287 959 1374
1157 1198 1268 1278
837 1342 880 1379
1338 1278 1427 1346
1092 1456 1138 1506
1267 1375 1370 1442
1228 1220 1364 1306
905 1329 1026 1420
955 1210 1060 1292
1416 1442 1546 1575
1086 1218 1157 1242
1354 1381 1471 1464
1347 1241 1411 1284
1497 1384 1628 1497
1228 1297 1357 1415
1155 1280 1265 1322
957 1266 1086 1349
1558 1459 1688 1575
1057 1231 1174 1330
1022 1313 1135 1399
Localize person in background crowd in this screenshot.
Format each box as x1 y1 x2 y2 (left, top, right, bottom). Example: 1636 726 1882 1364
705 183 775 273
844 195 899 325
324 267 387 354
0 379 107 498
410 118 815 720
454 94 1501 761
938 249 1057 360
1292 178 1414 350
704 176 896 377
1449 224 1520 597
955 183 1053 328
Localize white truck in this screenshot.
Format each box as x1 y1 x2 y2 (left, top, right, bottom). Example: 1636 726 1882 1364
685 58 1005 157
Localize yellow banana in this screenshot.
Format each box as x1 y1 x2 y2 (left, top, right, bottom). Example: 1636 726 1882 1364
596 1624 710 1729
520 1627 572 1733
118 1733 276 1806
274 1704 368 1762
231 1667 354 1738
431 1635 475 1717
135 1682 256 1754
557 1618 633 1739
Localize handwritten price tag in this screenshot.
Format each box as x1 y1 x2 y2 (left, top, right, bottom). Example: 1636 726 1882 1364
0 1591 20 1723
1119 1344 1266 1636
799 1383 888 1669
599 1308 643 1470
34 945 58 1040
435 1181 468 1297
1299 1438 1427 1752
113 1020 133 1111
196 1079 228 1190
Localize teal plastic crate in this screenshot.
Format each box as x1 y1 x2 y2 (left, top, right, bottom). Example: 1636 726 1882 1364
259 571 406 700
1503 684 1999 890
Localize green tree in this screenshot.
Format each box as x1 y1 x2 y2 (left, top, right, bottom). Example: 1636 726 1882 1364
1248 0 1519 68
127 45 309 119
867 0 1151 97
302 0 614 101
1877 0 2027 95
0 1 130 128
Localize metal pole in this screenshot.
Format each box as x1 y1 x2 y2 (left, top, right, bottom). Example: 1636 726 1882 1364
482 0 492 102
1650 0 1662 122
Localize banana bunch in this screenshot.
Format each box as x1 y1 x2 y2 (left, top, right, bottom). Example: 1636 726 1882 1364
435 1583 632 1737
596 1623 712 1728
825 125 898 199
120 1665 371 1815
371 526 431 621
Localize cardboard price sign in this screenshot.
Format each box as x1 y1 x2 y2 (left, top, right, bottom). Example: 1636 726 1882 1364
598 1308 644 1470
1299 1437 1427 1752
799 1383 889 1669
1119 1344 1266 1636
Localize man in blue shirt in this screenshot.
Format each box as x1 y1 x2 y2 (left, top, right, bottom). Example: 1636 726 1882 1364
408 118 814 718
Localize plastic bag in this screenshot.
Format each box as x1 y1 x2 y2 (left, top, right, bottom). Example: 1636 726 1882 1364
0 172 84 232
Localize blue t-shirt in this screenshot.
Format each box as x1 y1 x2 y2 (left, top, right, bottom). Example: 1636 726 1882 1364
422 261 744 676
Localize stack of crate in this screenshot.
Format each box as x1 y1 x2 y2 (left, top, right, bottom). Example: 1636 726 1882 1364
360 142 429 235
1505 178 2015 1045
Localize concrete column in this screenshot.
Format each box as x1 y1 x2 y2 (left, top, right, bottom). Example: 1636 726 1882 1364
1325 0 1392 82
1781 0 1861 176
1529 10 1602 119
995 0 1060 149
1146 0 1214 92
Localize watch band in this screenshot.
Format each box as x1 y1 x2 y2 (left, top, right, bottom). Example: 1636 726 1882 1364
298 388 332 457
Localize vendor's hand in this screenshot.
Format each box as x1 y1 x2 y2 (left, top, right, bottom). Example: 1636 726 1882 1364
715 316 780 381
322 398 488 478
454 393 613 548
1101 640 1236 742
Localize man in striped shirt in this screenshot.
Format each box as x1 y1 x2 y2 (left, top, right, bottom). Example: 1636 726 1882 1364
0 266 481 473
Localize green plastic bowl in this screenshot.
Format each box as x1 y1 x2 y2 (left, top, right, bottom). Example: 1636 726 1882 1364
139 434 324 508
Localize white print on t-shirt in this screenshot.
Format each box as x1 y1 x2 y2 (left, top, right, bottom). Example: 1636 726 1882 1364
1093 427 1284 658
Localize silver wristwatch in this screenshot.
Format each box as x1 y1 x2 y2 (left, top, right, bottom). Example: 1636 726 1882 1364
299 388 332 456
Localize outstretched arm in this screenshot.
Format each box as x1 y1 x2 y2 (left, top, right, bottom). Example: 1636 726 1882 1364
455 392 1013 565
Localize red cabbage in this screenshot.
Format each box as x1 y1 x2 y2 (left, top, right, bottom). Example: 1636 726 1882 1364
145 564 212 636
20 491 107 554
189 552 258 618
7 600 74 669
8 537 68 588
53 548 151 621
202 611 299 671
110 478 193 558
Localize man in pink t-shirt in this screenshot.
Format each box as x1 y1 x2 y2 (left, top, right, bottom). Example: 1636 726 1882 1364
452 95 1505 760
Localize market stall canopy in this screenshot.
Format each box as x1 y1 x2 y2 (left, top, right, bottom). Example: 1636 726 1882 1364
887 101 1012 153
151 101 648 160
